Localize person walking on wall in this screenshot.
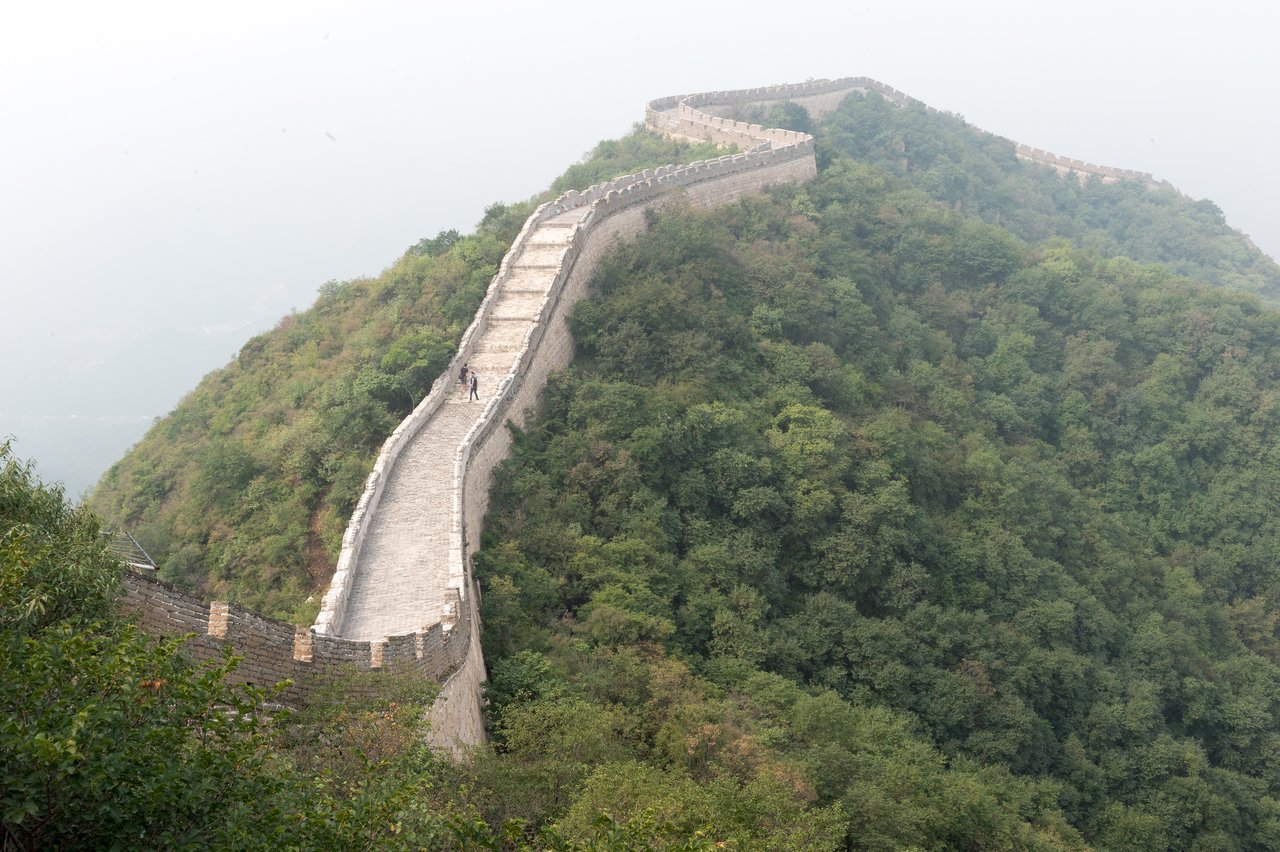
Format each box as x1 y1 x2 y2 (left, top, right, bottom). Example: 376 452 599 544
459 363 470 388
469 372 479 402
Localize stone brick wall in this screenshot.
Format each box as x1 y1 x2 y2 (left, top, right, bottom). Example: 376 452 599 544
118 80 826 740
1013 143 1175 189
413 79 1178 746
436 104 820 747
313 81 829 746
121 570 469 706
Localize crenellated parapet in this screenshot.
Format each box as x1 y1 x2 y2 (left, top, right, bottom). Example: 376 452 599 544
650 77 1174 191
121 570 470 705
1013 144 1177 190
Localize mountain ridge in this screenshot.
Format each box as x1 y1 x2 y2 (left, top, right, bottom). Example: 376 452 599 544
83 77 1280 847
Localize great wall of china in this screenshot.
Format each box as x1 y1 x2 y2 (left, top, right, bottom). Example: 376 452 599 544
123 77 1173 752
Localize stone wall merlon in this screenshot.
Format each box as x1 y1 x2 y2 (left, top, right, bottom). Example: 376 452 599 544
1014 142 1167 189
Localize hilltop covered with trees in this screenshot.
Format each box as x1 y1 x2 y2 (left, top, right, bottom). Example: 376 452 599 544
469 185 1280 847
77 91 1280 847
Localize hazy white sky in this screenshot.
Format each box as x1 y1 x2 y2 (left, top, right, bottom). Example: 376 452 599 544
3 0 1278 496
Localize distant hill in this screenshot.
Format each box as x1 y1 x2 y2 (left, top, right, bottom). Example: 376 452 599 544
809 91 1280 301
466 99 1280 845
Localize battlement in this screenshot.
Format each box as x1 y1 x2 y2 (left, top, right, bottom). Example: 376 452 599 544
121 570 469 705
651 77 1169 191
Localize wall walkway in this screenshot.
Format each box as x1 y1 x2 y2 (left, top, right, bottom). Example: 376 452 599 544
313 80 850 753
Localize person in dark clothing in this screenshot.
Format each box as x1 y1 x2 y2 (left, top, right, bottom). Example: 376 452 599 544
469 373 479 401
459 364 470 387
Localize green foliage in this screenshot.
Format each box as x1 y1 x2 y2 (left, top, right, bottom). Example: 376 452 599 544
74 87 1280 848
407 227 462 257
2 627 290 850
87 127 733 622
88 211 513 618
474 146 1280 846
823 90 1280 301
1 440 120 635
484 649 569 735
736 100 817 136
0 450 479 849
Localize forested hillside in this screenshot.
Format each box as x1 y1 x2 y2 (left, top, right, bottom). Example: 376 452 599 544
813 95 1280 300
7 442 707 849
83 90 1280 847
466 173 1280 845
88 136 724 621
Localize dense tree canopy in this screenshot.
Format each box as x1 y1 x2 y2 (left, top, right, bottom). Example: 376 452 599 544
813 92 1280 301
472 149 1280 845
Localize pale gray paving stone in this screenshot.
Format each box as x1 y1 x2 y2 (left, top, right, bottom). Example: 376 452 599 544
503 266 558 295
338 206 581 643
490 291 550 320
513 244 568 267
340 402 475 642
338 263 548 640
542 208 589 227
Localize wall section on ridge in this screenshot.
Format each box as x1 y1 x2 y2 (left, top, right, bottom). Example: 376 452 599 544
417 77 1178 747
118 73 825 741
659 76 1175 191
121 77 1177 749
425 106 823 750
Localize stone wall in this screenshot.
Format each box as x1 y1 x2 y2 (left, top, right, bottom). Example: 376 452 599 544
658 76 1175 191
1013 143 1176 189
116 82 823 739
309 81 827 747
121 570 469 706
430 120 818 747
408 78 1176 746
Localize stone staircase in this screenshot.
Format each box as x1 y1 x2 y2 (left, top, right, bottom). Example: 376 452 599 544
336 213 585 645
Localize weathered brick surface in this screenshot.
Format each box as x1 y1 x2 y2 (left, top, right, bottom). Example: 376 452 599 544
121 572 465 706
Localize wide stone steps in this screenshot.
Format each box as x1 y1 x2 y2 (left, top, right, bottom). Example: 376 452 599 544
503 267 557 293
472 317 535 350
463 351 519 373
490 292 548 319
473 339 525 354
514 244 569 266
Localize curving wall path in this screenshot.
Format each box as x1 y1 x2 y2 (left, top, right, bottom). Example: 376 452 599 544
307 76 1177 753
